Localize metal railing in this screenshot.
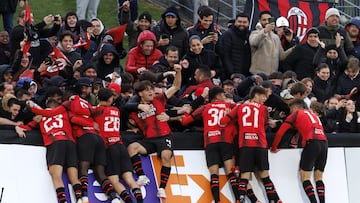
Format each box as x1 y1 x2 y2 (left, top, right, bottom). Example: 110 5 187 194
146 0 247 29
337 0 360 19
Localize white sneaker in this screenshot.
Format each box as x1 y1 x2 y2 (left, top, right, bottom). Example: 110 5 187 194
157 188 166 199
136 175 150 186
81 196 89 203
111 198 121 203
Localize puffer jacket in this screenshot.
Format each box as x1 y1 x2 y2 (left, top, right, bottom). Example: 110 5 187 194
125 30 162 77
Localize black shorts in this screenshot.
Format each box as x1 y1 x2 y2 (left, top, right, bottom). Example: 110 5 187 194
238 147 269 173
300 140 328 172
106 144 133 176
46 140 78 168
77 133 106 166
137 134 173 157
205 142 235 168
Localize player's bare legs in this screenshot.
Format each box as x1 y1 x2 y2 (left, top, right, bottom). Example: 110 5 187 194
208 164 221 202
108 175 132 203
128 142 150 186
67 167 83 203
157 149 172 198
300 169 318 203
122 171 143 203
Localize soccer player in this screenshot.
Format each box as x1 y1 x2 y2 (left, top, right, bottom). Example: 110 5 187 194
181 86 240 203
271 99 328 203
15 99 84 203
126 64 182 199
86 88 143 203
27 95 120 203
220 86 282 203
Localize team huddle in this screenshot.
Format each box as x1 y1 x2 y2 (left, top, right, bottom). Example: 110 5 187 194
13 65 327 203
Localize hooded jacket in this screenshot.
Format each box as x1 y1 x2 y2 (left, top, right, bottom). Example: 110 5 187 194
125 30 162 77
96 43 120 80
151 6 188 57
249 23 293 75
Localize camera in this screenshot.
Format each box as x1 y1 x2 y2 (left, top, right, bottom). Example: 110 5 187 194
54 16 59 21
284 27 291 36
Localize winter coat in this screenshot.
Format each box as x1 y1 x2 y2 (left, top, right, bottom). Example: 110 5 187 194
249 23 293 75
317 23 354 56
151 7 188 58
312 76 336 103
125 30 162 77
220 25 251 77
283 42 318 80
182 47 220 86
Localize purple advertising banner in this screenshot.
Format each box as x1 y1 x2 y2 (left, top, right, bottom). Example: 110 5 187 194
62 156 161 203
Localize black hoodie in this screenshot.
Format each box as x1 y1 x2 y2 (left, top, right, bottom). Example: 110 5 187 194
96 43 120 80
151 6 188 58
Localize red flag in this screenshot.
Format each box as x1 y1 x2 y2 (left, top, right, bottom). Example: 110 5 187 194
73 27 89 49
24 1 32 25
106 24 127 45
22 0 32 56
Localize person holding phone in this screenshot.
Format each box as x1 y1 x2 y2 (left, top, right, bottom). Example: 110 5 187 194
249 10 294 76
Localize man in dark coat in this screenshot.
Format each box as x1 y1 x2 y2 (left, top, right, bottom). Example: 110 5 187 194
151 6 188 58
220 13 251 78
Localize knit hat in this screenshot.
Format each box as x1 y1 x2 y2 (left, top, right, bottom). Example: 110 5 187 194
306 27 320 36
138 11 152 23
325 8 340 20
347 18 360 29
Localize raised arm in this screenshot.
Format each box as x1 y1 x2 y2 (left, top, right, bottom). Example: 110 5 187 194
165 64 182 99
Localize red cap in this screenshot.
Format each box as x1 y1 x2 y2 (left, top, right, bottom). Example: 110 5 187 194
108 83 121 94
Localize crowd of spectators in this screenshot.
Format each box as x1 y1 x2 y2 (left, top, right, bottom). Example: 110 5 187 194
0 3 360 138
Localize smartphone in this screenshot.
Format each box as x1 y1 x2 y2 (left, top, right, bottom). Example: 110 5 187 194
160 34 169 39
54 16 59 21
268 17 275 24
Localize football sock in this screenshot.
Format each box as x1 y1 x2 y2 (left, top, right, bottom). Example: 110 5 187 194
79 175 88 196
159 166 171 189
56 187 67 203
303 180 317 203
316 180 325 203
101 178 117 199
247 188 259 203
210 174 220 202
132 188 143 203
262 176 280 201
238 178 248 196
72 183 82 200
120 190 132 203
131 155 145 176
228 172 239 200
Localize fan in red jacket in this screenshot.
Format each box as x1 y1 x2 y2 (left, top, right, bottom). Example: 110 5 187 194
125 30 163 78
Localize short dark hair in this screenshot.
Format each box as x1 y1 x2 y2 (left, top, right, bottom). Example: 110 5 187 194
7 97 21 107
165 46 179 55
198 6 213 19
259 10 272 19
222 79 234 87
290 82 307 96
134 80 154 94
121 84 134 94
310 101 326 117
46 98 60 108
315 63 330 72
196 66 211 79
249 86 266 99
59 31 74 42
97 88 113 102
289 98 306 109
15 88 30 98
236 13 250 21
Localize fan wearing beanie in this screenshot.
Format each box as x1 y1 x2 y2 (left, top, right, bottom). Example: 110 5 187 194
317 7 355 56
